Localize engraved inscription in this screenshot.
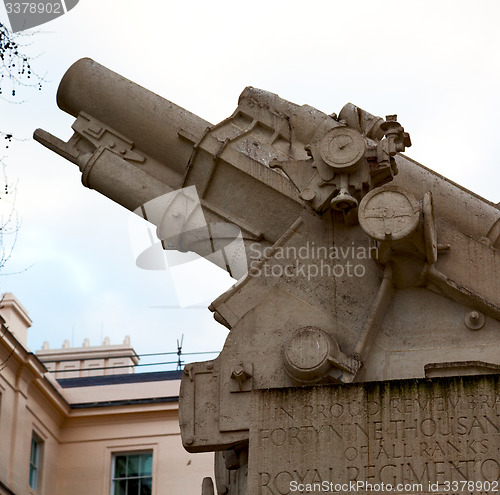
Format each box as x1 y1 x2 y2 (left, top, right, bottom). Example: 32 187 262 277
249 376 500 494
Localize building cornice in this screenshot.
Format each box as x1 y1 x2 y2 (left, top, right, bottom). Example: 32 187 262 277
0 478 17 495
0 322 70 416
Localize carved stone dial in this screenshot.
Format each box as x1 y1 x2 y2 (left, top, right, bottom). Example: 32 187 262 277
319 127 366 171
358 186 420 241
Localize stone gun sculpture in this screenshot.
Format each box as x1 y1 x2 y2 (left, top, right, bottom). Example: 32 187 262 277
35 59 500 494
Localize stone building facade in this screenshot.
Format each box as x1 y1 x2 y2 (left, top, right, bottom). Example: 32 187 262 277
0 293 213 495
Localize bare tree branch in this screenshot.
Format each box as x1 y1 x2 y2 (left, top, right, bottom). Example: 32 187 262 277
0 22 43 368
0 21 44 98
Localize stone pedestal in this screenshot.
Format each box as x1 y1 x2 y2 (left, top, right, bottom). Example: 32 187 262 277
250 376 500 494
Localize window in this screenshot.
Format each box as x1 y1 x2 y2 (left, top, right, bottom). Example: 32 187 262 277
111 452 152 495
29 433 43 491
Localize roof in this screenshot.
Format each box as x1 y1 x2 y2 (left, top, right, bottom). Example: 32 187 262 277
57 370 183 388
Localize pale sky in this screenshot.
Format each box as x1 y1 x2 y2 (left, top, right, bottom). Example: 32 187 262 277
1 0 499 370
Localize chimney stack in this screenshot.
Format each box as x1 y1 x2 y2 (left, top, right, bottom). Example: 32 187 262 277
0 293 32 349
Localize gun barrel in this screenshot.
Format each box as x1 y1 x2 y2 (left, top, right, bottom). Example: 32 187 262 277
57 58 211 179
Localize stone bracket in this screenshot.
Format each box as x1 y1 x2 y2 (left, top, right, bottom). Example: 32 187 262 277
72 111 146 164
230 361 253 393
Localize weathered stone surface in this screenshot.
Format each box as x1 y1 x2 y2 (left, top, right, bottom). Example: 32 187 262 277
250 376 500 494
36 59 500 494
